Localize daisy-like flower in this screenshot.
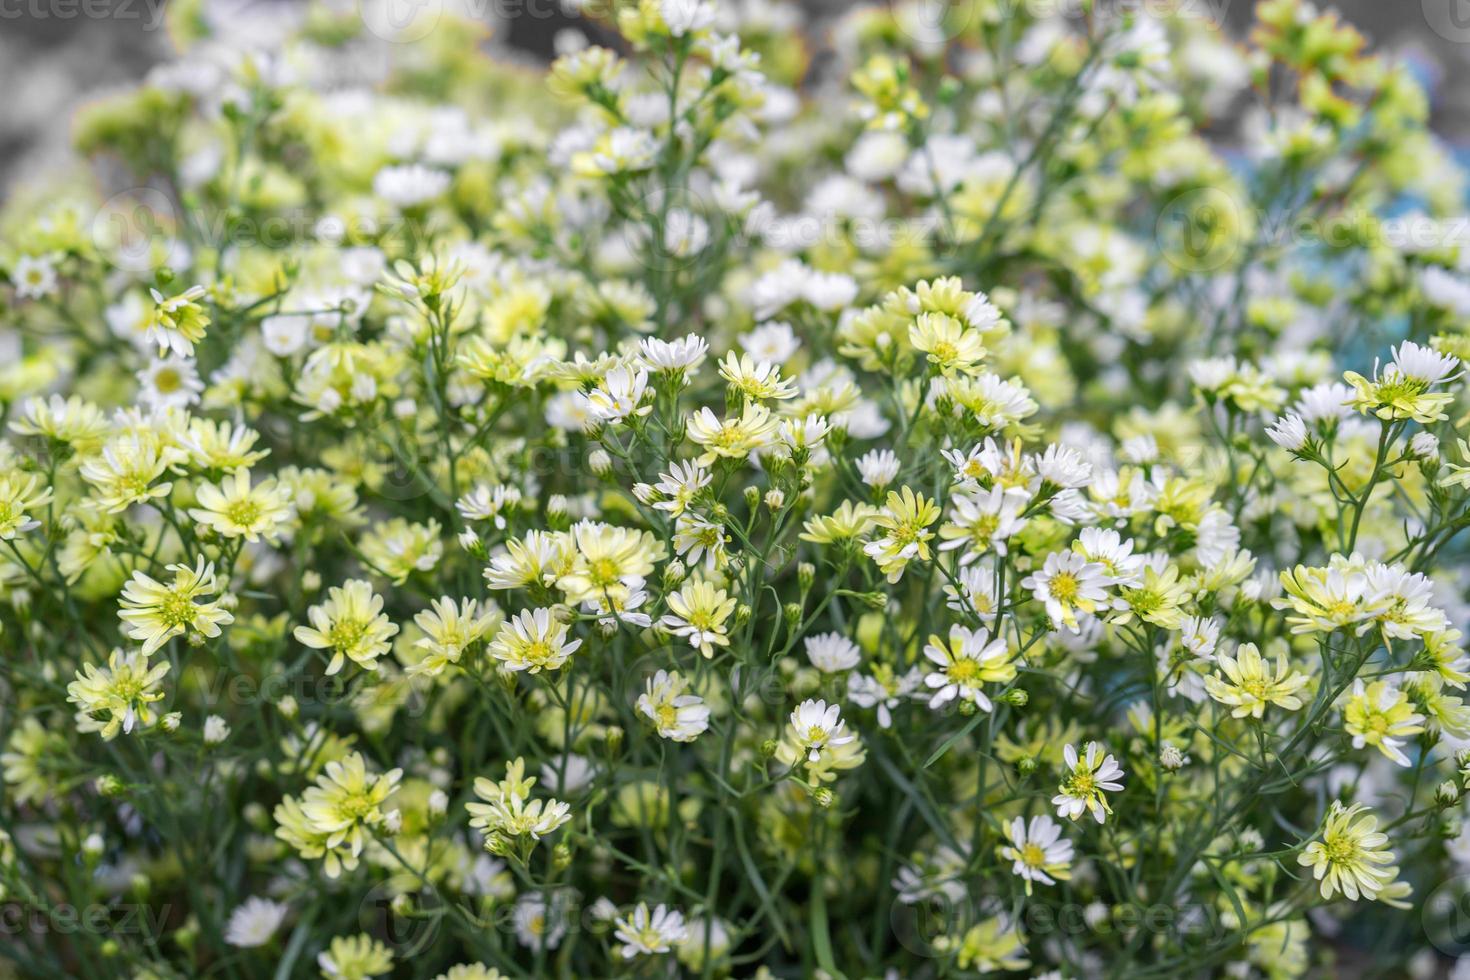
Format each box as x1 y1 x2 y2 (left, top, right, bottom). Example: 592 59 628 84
456 483 522 528
586 364 652 423
144 285 210 358
118 558 234 655
1265 413 1309 452
718 352 799 401
0 472 52 539
639 334 708 373
1032 444 1092 490
556 521 661 605
180 418 271 472
484 530 569 591
778 414 832 453
922 625 1016 711
9 394 110 452
317 933 393 979
1021 551 1111 633
1072 527 1144 586
78 434 178 513
636 670 710 742
66 648 170 740
410 597 500 677
637 460 710 517
1298 802 1401 901
1275 563 1391 636
293 580 399 675
224 897 289 948
1000 815 1074 894
673 514 728 571
856 449 900 488
786 698 856 765
372 163 450 209
1203 643 1310 719
359 517 443 585
1052 741 1126 824
864 486 941 583
1113 564 1190 630
739 321 800 363
937 486 1029 561
910 311 987 375
136 355 204 410
661 580 737 658
488 608 582 674
466 758 572 844
11 253 59 299
1341 680 1425 766
189 469 292 542
805 632 861 673
685 404 780 466
1344 340 1461 424
613 903 687 958
847 665 923 728
275 753 402 879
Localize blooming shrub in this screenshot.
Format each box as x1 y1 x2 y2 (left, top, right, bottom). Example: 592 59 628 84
3 0 1470 976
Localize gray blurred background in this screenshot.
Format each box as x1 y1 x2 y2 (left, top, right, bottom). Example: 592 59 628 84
1 0 1468 199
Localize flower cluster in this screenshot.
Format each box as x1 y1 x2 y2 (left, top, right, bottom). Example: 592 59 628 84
1 0 1469 976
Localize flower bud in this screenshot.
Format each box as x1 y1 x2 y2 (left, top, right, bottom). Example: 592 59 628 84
743 485 761 511
1437 781 1461 807
589 448 613 476
811 787 835 808
797 562 815 593
276 694 299 720
95 774 125 798
604 725 625 757
1000 688 1028 707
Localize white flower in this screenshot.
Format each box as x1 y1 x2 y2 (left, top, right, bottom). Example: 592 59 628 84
804 632 861 673
1020 550 1111 632
639 334 708 372
224 897 289 948
136 355 204 410
738 321 800 364
373 164 451 209
1000 815 1074 893
778 414 831 451
12 254 59 300
1052 741 1126 824
802 270 859 310
586 364 651 423
1266 413 1308 451
659 0 714 36
787 698 855 763
613 902 687 958
203 715 230 745
513 892 569 951
857 449 901 488
1293 381 1353 426
1179 615 1221 660
1032 444 1092 489
637 670 710 742
1388 340 1460 387
922 625 1014 711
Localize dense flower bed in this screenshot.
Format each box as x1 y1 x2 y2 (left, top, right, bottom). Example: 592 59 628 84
3 0 1470 976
